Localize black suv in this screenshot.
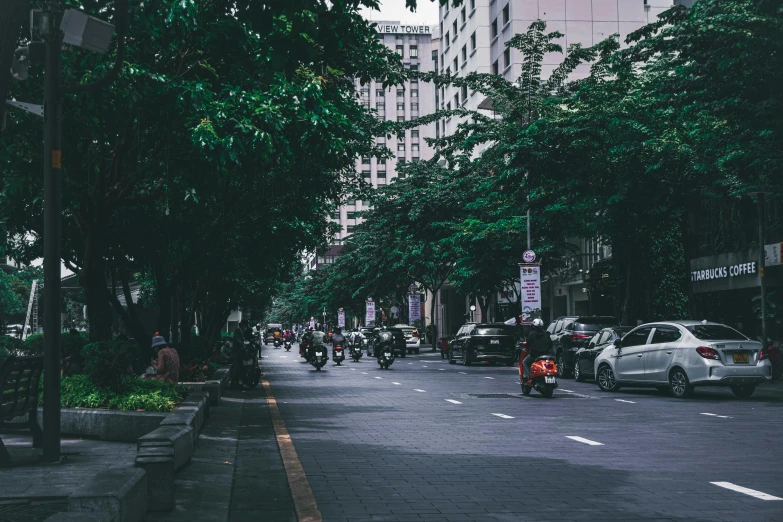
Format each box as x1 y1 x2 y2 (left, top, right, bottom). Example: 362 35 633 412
448 323 518 366
549 316 618 377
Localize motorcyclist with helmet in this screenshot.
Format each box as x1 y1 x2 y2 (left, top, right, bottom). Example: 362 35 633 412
522 318 553 382
330 327 347 359
301 326 314 359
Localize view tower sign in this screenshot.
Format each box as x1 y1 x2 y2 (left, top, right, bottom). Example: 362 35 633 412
375 24 432 34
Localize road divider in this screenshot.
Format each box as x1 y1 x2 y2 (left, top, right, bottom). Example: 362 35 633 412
710 482 782 501
566 436 603 446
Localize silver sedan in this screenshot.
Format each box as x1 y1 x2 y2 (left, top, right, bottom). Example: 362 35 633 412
594 321 772 398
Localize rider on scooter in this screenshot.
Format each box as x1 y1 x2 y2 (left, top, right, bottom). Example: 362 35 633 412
331 327 346 359
522 318 552 382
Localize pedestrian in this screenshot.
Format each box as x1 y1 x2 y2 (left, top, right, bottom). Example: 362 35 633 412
146 334 180 383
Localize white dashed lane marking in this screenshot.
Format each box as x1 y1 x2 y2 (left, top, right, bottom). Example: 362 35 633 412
711 482 782 501
701 413 732 419
561 389 574 393
484 377 494 380
566 436 604 446
374 377 383 379
459 372 467 375
491 413 514 419
413 389 426 393
391 382 401 385
438 368 445 371
615 399 636 404
445 399 462 404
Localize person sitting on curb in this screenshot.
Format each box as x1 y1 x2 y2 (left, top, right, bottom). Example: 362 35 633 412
145 334 180 383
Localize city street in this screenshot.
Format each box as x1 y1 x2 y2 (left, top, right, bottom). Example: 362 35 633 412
259 345 783 522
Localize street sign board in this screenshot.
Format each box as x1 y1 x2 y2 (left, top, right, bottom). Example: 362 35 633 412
522 250 536 263
365 299 375 325
337 310 346 328
309 317 315 329
519 264 541 323
408 294 421 323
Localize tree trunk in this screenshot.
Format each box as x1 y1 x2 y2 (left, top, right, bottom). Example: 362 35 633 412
0 0 28 138
156 288 170 338
477 295 489 323
82 233 113 341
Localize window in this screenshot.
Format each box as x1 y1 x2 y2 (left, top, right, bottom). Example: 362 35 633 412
397 143 405 151
396 33 403 42
377 170 387 178
397 116 405 122
395 45 403 56
492 60 499 75
410 64 418 72
361 88 370 96
412 144 420 152
502 4 509 25
411 130 419 138
452 20 458 39
361 169 371 177
622 327 654 347
444 31 449 45
504 47 511 69
346 199 356 206
454 93 459 107
462 45 467 63
378 158 386 165
398 171 406 179
491 18 498 39
470 0 475 11
470 32 476 51
446 66 451 76
397 102 405 110
410 78 418 85
347 212 356 219
376 136 385 143
330 212 339 220
411 103 419 111
397 89 405 97
376 89 384 98
409 45 418 58
461 7 466 24
346 226 355 234
361 157 370 164
398 158 406 165
411 89 418 98
686 325 748 341
453 57 458 71
461 85 468 101
446 102 451 111
651 327 683 344
376 101 385 108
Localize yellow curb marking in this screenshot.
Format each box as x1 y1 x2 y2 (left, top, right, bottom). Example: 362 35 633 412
262 373 322 522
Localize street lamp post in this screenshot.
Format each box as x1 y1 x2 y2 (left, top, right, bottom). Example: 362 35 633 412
750 192 771 351
469 304 476 322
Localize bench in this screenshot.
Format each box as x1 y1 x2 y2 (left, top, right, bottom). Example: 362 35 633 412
1 355 44 466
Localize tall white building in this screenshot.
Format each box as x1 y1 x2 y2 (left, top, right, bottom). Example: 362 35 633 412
316 22 439 268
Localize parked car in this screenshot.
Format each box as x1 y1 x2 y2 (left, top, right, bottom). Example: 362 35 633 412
573 327 634 382
549 316 619 378
594 321 772 398
367 327 406 357
449 323 517 366
393 324 421 354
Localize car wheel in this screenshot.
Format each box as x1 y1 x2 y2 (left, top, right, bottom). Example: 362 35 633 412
669 368 694 398
730 384 756 399
597 364 621 392
573 360 585 382
557 353 571 378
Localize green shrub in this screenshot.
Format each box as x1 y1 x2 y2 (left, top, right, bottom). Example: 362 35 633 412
82 340 141 392
22 333 44 355
61 332 89 362
0 335 23 355
45 374 187 412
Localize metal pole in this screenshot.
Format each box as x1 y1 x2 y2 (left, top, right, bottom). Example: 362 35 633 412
42 7 62 463
758 194 767 352
526 210 531 251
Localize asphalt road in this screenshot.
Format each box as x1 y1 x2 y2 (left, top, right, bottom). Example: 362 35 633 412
263 345 783 522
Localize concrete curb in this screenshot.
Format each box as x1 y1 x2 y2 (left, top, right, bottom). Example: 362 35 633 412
36 408 166 443
137 425 194 471
68 468 147 522
46 512 116 522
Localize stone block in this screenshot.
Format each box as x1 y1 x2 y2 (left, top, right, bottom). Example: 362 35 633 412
211 368 231 392
135 446 175 512
68 468 147 522
137 425 194 470
180 381 221 406
37 409 166 443
184 391 210 419
46 512 116 522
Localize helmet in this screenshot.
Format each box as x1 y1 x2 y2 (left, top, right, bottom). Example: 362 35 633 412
532 318 544 328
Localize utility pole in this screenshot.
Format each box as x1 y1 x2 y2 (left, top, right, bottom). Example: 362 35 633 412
42 1 63 463
526 210 531 251
757 193 768 352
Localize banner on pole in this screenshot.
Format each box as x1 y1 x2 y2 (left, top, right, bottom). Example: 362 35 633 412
519 264 541 324
365 299 375 325
408 294 421 323
338 309 346 328
309 317 315 329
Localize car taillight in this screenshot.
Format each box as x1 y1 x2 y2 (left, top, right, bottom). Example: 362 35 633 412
570 334 591 340
413 332 419 338
696 346 720 360
759 347 768 361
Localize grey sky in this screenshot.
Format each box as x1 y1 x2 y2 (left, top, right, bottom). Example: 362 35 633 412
361 0 439 24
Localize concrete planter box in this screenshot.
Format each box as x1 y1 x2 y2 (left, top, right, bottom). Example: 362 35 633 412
137 425 194 471
37 408 166 443
69 468 147 522
180 381 221 405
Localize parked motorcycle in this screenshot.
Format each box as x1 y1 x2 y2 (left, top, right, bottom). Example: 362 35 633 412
236 340 261 389
518 346 558 398
333 344 345 366
350 342 363 362
309 345 328 371
284 340 292 352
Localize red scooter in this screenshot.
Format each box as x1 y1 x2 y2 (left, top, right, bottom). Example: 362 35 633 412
518 346 558 398
333 344 345 366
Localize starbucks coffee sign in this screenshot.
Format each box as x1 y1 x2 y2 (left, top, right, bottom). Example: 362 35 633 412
376 24 432 34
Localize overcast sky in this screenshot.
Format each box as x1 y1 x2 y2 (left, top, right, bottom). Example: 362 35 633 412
360 0 439 24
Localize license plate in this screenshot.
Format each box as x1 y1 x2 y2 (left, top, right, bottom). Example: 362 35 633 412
545 376 555 383
385 353 391 357
316 352 323 356
243 360 253 366
490 340 500 344
733 353 749 364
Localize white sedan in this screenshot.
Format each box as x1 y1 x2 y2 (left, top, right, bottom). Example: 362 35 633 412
393 324 421 354
594 321 771 398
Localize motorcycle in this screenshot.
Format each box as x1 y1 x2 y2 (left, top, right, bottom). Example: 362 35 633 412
333 344 345 366
350 342 363 362
518 346 558 398
284 339 292 351
309 345 328 371
377 342 395 370
274 338 281 349
236 340 261 389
